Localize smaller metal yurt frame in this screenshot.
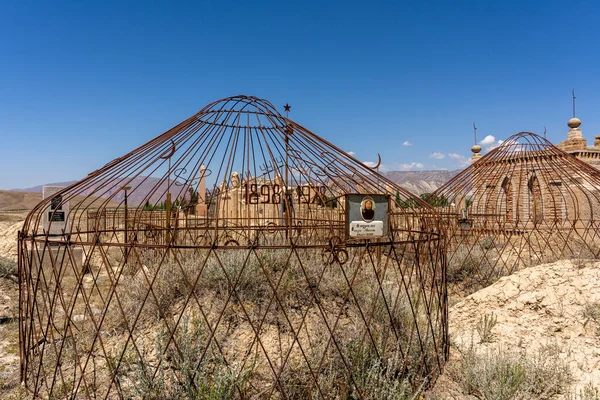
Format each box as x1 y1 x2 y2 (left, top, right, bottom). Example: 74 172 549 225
428 132 600 295
19 96 447 398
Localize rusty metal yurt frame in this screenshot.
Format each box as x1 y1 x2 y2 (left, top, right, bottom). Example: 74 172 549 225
427 132 600 295
19 95 448 398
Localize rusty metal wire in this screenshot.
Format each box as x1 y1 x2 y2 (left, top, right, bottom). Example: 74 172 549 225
428 132 600 295
19 95 447 398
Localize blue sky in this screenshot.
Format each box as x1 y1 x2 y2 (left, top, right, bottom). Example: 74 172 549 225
1 0 600 189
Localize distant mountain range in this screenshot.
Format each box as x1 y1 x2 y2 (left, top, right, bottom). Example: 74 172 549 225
12 181 78 194
383 170 459 195
9 170 459 206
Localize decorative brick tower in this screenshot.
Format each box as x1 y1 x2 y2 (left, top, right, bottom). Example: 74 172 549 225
471 144 482 163
557 117 600 168
557 117 586 151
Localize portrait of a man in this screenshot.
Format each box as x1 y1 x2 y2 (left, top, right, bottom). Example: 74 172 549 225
361 196 375 222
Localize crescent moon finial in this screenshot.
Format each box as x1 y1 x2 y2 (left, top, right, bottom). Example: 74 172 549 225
160 139 176 160
370 153 382 170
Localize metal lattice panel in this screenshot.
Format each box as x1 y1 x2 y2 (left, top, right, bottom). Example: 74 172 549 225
19 96 447 398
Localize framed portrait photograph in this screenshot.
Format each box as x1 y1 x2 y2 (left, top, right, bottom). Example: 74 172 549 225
346 194 389 238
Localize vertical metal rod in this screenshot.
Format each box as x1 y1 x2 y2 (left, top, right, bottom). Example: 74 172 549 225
285 134 290 239
166 156 172 247
123 186 130 261
284 103 291 239
18 230 24 384
166 192 171 245
124 189 128 241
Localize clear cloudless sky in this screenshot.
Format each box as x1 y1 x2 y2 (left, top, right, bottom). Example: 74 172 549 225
1 0 600 189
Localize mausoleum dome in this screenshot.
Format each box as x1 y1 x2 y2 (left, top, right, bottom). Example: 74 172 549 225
429 131 600 296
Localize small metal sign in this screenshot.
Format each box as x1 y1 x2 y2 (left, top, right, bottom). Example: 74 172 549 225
346 194 389 239
49 211 66 222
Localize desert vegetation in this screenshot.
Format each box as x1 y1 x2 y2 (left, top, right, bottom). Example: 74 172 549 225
0 256 17 279
448 341 573 400
445 231 600 296
22 243 445 399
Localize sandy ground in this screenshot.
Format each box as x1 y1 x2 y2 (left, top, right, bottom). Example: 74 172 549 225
0 213 24 261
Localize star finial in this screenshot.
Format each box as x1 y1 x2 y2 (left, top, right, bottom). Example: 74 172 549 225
283 103 291 113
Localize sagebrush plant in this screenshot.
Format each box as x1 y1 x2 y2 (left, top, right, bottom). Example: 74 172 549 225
479 237 495 250
449 341 572 400
574 382 600 400
476 312 497 343
446 244 495 292
278 337 420 400
343 341 417 400
0 256 17 278
582 302 600 335
109 315 254 399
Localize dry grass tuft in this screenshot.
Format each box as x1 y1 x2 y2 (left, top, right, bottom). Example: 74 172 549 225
0 256 17 278
449 341 572 400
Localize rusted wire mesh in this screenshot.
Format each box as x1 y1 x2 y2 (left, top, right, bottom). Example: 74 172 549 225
19 96 447 398
428 132 600 295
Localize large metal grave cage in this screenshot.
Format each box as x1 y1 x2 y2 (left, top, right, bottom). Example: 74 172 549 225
19 95 447 399
427 132 600 295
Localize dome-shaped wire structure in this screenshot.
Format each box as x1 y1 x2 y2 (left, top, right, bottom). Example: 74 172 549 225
19 95 447 398
428 132 600 295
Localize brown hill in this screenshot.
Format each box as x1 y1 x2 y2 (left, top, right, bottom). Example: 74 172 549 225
0 190 43 211
0 190 120 211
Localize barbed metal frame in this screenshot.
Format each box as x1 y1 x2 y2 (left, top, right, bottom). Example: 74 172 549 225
19 96 448 398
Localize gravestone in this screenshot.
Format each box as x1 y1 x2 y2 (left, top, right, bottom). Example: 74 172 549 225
42 186 70 236
36 186 83 271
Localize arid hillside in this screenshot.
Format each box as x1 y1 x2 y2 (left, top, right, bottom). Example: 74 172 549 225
0 190 120 213
0 191 42 211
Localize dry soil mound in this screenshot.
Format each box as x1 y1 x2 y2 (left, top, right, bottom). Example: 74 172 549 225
449 259 600 393
0 219 22 261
